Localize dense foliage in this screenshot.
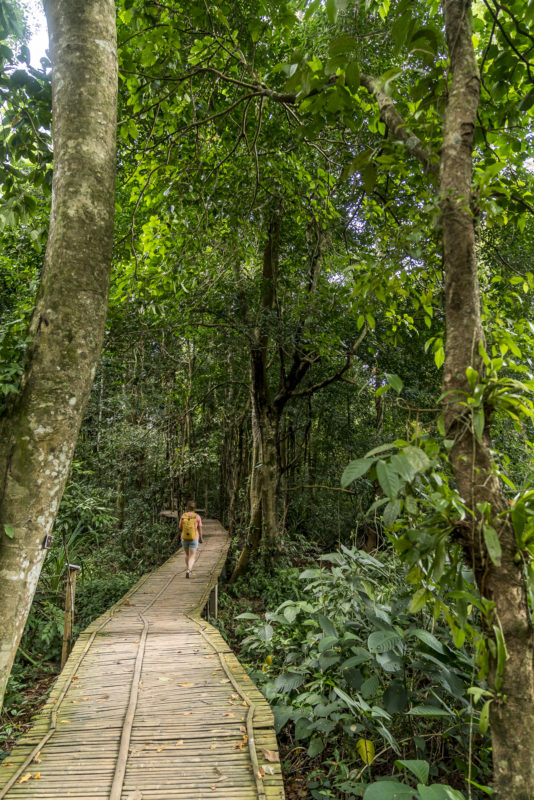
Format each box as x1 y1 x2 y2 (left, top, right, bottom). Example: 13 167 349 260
2 0 534 797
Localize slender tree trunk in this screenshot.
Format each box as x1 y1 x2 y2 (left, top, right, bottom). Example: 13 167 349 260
230 401 262 582
0 0 117 710
441 2 534 796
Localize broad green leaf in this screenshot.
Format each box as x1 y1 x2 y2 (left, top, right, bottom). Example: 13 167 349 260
328 35 358 56
361 675 380 699
382 681 408 713
308 735 324 757
385 373 403 394
409 629 445 654
341 458 373 487
383 499 401 527
479 699 492 734
363 780 416 800
395 759 429 786
357 738 375 765
403 446 430 472
376 460 401 498
368 630 402 654
482 524 502 566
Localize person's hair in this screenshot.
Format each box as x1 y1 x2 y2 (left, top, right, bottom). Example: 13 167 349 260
186 500 196 511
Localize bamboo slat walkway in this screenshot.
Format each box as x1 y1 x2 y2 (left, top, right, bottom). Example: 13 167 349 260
0 520 285 800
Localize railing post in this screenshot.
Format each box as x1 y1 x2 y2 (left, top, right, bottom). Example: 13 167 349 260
61 563 81 669
208 581 218 620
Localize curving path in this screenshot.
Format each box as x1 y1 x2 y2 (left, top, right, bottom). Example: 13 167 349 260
0 520 284 800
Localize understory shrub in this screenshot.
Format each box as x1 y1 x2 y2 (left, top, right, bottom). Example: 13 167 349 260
237 547 492 800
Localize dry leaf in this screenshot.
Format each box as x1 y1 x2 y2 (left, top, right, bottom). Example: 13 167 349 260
18 773 32 784
179 682 195 687
61 719 71 724
263 765 275 775
157 747 164 753
261 748 280 763
176 740 184 746
72 676 79 681
258 767 265 778
231 694 238 699
242 701 248 706
210 745 217 750
239 726 246 733
33 773 40 780
33 753 41 764
210 786 216 792
183 711 191 716
224 713 235 718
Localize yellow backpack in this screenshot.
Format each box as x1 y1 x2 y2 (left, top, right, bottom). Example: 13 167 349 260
182 512 197 541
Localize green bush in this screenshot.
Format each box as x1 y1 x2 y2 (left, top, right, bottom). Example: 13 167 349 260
238 547 491 800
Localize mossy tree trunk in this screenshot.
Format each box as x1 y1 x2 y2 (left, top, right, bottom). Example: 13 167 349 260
440 2 534 795
0 0 117 710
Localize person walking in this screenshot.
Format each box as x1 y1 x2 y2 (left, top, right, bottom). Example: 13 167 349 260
179 500 203 578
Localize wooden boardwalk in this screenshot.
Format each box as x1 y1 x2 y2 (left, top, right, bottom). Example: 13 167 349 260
0 521 284 800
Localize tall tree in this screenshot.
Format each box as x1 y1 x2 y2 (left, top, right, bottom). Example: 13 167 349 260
0 0 117 710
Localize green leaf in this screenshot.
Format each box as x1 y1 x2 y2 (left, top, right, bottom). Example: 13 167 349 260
382 681 408 713
363 781 416 800
361 675 380 699
389 454 416 482
383 499 401 527
345 61 360 91
368 630 402 654
409 629 445 654
416 785 466 800
3 524 15 539
395 760 429 786
482 524 502 566
479 699 492 734
472 407 484 443
385 373 403 394
376 460 401 498
357 738 375 765
434 346 445 369
362 162 377 195
409 587 428 613
307 735 324 757
341 458 374 487
326 0 338 23
328 35 358 56
407 705 454 717
403 446 430 473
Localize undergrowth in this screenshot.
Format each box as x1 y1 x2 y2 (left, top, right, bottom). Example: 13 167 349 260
219 542 492 800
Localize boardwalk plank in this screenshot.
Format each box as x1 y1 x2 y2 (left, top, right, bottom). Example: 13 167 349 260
0 520 284 800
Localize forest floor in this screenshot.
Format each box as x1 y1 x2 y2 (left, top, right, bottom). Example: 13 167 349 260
0 668 57 756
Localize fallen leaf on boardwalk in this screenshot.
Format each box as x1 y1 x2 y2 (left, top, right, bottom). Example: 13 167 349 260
82 697 91 701
33 752 41 764
210 745 216 750
126 791 142 800
183 711 191 716
261 748 280 762
242 701 248 706
239 726 246 733
61 719 72 724
157 747 164 752
72 676 79 681
158 677 170 681
220 679 230 684
123 599 132 606
224 713 235 717
18 773 31 784
231 694 239 700
179 682 195 687
258 767 265 778
262 765 275 775
176 740 184 746
2 762 13 767
33 773 40 780
210 786 216 791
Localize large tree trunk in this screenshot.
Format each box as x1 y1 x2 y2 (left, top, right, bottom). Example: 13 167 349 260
441 2 534 796
0 0 117 710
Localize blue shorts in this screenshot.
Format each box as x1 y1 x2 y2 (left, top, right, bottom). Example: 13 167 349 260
182 539 198 550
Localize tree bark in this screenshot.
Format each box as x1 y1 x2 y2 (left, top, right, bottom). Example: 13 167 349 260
0 0 117 710
441 2 534 796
